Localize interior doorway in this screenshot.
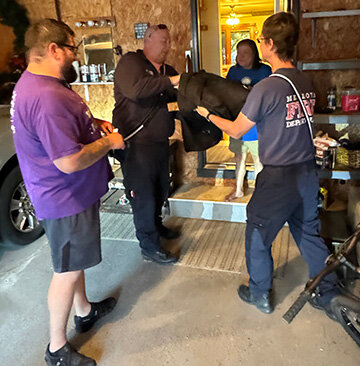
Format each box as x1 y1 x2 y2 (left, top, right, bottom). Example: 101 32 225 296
191 0 299 179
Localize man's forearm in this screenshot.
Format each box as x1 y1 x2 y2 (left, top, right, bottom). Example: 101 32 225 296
207 115 243 139
207 112 255 139
54 136 112 174
75 137 113 171
207 114 234 137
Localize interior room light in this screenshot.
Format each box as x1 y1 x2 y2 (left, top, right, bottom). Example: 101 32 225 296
74 17 116 28
226 6 240 26
226 12 240 26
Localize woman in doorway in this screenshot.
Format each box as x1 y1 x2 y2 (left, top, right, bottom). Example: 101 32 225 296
225 38 271 201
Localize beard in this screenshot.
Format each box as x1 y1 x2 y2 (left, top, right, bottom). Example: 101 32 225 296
61 63 78 84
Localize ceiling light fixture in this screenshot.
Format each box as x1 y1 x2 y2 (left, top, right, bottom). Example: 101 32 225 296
226 6 240 26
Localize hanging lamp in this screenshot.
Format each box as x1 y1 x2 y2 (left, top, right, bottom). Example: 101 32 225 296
226 6 240 26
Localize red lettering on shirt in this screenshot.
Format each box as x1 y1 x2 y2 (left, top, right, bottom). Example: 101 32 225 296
286 101 303 120
286 98 316 121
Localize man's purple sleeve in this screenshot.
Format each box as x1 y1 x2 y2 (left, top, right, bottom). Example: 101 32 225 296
36 96 83 161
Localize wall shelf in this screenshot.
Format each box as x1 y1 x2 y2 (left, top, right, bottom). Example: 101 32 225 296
71 82 114 85
71 82 114 101
302 9 360 47
298 59 360 71
314 112 360 180
314 112 360 124
318 168 360 180
302 9 360 19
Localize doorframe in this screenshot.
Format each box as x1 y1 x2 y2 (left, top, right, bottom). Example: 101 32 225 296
190 0 201 73
191 0 300 179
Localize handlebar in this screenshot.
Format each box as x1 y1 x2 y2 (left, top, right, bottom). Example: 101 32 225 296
283 291 311 324
283 225 360 323
341 224 360 257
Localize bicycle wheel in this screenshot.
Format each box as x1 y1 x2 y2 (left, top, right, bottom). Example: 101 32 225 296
331 295 360 347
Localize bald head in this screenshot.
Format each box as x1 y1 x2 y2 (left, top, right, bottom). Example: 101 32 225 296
143 25 171 66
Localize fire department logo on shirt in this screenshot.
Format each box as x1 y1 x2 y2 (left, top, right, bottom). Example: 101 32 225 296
285 92 316 128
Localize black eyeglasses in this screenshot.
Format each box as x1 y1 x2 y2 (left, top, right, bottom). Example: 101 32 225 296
55 39 82 55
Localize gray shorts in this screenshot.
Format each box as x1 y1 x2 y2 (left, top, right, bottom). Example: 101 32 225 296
229 138 259 156
41 201 101 273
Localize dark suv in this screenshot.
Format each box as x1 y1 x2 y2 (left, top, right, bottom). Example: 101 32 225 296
0 104 43 245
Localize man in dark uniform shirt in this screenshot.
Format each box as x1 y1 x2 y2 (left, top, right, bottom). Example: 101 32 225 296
113 24 180 264
196 12 340 318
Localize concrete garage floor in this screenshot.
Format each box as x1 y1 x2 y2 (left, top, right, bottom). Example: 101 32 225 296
0 229 359 366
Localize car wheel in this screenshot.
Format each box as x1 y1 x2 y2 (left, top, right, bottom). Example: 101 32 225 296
0 165 44 245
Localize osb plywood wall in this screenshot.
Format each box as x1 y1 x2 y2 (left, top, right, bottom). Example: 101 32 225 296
17 0 191 120
17 0 56 20
300 0 360 61
72 84 114 121
111 0 191 73
18 0 191 73
299 0 360 109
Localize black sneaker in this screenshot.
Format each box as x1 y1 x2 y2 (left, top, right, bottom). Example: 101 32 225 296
237 285 274 314
309 293 337 321
45 342 96 366
158 224 181 240
141 249 178 264
74 297 117 333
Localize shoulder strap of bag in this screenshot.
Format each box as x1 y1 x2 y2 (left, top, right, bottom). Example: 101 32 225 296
269 73 314 142
123 105 159 141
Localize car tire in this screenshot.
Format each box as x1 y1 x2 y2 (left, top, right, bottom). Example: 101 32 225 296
0 165 44 245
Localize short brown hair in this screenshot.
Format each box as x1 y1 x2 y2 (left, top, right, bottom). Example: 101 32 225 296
262 12 298 61
25 18 74 59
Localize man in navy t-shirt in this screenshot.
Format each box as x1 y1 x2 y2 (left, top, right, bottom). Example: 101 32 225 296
197 12 339 317
12 19 125 366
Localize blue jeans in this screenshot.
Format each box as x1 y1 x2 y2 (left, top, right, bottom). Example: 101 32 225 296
245 160 339 305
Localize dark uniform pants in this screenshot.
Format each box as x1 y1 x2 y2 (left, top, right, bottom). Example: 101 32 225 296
123 141 169 253
246 160 339 305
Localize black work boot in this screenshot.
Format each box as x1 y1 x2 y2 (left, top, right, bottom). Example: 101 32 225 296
141 248 178 264
157 224 181 240
238 285 274 314
74 297 117 333
45 342 96 366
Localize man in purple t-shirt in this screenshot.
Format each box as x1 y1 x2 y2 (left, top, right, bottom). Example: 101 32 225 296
11 19 125 366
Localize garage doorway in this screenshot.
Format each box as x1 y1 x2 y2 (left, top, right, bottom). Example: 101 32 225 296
190 0 300 178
